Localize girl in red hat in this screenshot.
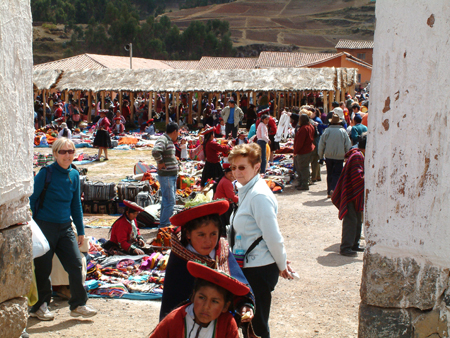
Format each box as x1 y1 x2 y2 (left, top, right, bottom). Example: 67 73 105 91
159 200 256 335
150 261 250 338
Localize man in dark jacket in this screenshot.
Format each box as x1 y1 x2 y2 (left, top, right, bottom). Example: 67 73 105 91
293 114 316 191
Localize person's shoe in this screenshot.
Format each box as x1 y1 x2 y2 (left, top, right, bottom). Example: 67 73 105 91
29 302 55 321
327 194 331 198
70 305 98 318
340 249 357 257
352 246 365 252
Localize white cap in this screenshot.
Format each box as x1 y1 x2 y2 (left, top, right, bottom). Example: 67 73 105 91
332 107 344 120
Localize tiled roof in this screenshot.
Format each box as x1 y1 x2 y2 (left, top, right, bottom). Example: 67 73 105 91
256 52 339 68
162 60 200 70
197 57 257 69
335 40 374 49
34 53 173 70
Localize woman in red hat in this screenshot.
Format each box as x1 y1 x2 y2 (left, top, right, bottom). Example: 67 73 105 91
102 200 149 255
159 200 255 334
200 126 231 187
151 261 250 338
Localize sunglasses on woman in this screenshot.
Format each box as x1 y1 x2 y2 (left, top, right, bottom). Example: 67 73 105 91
231 165 248 171
57 149 75 155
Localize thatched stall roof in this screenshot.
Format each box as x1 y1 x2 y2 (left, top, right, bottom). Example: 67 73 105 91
37 67 357 93
33 70 63 90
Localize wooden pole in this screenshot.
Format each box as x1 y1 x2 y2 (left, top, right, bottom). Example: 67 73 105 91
252 91 256 107
130 92 135 122
350 84 355 97
247 91 251 109
175 92 179 124
323 91 328 114
188 92 193 124
148 92 152 120
328 91 334 113
119 91 123 113
199 92 203 124
277 93 282 116
101 91 105 110
236 92 240 108
273 92 278 119
208 93 212 106
87 90 92 123
165 92 169 125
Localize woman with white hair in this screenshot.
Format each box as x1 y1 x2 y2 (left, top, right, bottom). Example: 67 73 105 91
29 137 97 321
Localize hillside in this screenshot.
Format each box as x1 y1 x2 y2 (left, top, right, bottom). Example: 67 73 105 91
163 0 375 55
32 0 375 64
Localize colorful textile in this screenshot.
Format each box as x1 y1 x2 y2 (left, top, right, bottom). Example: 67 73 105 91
331 148 365 220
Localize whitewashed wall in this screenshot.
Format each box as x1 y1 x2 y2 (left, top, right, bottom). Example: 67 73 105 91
0 0 34 228
366 0 450 265
360 1 450 336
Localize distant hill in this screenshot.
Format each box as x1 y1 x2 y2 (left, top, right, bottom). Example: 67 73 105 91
32 0 375 64
163 0 375 55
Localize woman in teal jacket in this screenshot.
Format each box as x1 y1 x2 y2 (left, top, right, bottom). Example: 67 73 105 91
29 137 97 321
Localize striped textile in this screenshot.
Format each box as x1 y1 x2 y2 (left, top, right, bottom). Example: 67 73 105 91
331 148 365 220
170 232 230 274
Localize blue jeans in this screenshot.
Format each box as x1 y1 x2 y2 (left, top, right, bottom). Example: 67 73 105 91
257 140 267 173
158 175 177 227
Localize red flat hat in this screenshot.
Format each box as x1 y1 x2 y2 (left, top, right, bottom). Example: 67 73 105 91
187 261 250 296
170 200 229 227
123 200 145 212
147 119 154 123
222 163 231 170
113 117 122 121
200 125 214 135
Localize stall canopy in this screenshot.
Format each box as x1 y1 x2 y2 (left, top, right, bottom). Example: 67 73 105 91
33 67 357 93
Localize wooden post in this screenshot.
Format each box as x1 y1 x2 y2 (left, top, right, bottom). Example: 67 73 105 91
148 92 152 120
130 92 135 121
101 91 105 109
350 84 355 97
273 92 278 119
119 91 123 113
277 93 282 117
188 92 193 124
165 92 169 125
87 90 92 123
323 91 328 114
197 91 202 116
336 89 341 105
236 92 240 108
175 92 179 124
215 92 220 106
328 91 334 112
247 91 251 109
208 93 212 106
341 88 346 102
252 91 256 107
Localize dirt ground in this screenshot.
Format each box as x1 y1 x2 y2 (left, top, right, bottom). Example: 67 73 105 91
28 147 363 338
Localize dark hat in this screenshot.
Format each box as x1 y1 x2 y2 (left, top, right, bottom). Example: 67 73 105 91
187 261 250 296
354 114 363 123
169 200 229 227
228 98 236 104
123 200 145 213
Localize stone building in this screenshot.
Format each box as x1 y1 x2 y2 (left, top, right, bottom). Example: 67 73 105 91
0 0 34 337
360 0 450 337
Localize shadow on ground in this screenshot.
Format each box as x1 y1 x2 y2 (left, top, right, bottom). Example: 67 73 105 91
27 318 94 334
316 243 363 267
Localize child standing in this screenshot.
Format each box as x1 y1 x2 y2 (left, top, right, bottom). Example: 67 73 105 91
180 138 188 161
150 261 250 338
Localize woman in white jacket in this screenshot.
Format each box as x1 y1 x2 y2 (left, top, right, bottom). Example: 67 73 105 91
228 143 295 338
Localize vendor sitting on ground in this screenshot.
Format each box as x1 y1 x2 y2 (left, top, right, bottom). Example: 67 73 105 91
150 261 249 338
112 117 125 135
102 201 151 255
214 117 226 138
232 131 249 146
145 119 156 135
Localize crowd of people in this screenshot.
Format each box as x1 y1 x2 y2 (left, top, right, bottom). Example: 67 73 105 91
29 88 370 337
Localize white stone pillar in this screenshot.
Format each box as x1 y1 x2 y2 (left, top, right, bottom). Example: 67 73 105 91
360 1 450 336
0 0 34 336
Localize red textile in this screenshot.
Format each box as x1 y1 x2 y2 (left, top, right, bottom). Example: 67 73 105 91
267 117 277 135
214 124 223 136
205 140 230 163
149 304 238 338
54 107 63 118
110 216 141 252
214 177 238 203
293 124 315 155
122 106 131 119
331 148 365 220
99 117 111 130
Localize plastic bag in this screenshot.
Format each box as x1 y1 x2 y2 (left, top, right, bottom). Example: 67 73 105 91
30 219 50 258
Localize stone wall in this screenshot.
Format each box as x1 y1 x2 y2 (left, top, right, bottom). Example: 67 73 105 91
0 0 34 337
360 0 450 337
